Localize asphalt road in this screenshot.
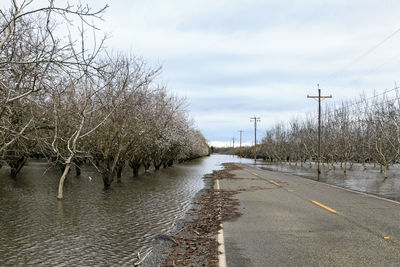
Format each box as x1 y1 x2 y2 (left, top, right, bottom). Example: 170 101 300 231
218 163 400 267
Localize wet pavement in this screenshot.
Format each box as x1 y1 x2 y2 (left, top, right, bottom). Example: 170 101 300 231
220 163 400 266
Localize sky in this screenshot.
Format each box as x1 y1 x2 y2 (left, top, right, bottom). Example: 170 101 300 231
22 0 400 146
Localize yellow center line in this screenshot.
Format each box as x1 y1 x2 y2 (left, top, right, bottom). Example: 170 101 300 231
244 169 282 187
269 180 280 186
312 200 337 213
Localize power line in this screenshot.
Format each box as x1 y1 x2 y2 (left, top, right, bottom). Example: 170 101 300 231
322 86 400 118
324 26 400 84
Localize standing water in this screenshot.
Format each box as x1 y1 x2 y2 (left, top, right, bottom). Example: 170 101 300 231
0 154 252 266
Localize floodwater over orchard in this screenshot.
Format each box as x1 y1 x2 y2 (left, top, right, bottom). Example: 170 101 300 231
258 162 400 201
0 154 252 266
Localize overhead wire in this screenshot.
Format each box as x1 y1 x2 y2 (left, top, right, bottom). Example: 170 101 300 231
323 26 400 85
312 25 400 119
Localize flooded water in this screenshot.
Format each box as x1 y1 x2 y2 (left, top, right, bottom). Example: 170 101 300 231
257 161 400 201
0 154 252 266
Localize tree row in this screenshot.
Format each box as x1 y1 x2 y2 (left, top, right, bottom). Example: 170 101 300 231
238 89 400 178
0 1 209 199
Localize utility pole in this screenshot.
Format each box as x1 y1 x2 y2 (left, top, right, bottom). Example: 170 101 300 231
250 116 260 165
238 130 244 158
307 84 332 181
232 137 235 149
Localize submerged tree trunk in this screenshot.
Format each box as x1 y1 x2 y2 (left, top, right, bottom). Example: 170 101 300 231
129 160 141 177
362 161 366 170
153 160 162 170
383 165 388 179
102 157 116 188
74 158 83 176
57 162 71 200
103 171 114 188
8 156 27 179
116 161 125 182
143 162 151 172
116 167 123 182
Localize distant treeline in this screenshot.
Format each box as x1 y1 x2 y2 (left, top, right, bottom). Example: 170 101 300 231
235 88 400 178
0 1 209 199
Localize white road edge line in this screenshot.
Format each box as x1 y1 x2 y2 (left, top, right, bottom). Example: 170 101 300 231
216 179 227 267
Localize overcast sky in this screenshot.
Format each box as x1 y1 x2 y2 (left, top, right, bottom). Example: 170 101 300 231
45 1 400 146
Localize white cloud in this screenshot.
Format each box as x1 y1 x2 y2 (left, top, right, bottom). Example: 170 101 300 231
26 0 400 143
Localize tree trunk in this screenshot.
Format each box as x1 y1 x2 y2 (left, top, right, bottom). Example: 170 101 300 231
133 166 139 177
116 166 123 182
103 172 112 188
362 161 366 170
116 161 125 182
143 162 151 172
8 156 26 178
74 158 82 176
75 165 81 176
167 159 174 167
153 160 162 170
57 163 71 200
129 161 141 177
383 165 388 179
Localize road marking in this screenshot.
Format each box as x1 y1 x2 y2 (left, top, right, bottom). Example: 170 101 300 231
244 168 283 188
312 200 337 213
269 179 280 186
215 179 227 267
243 168 260 177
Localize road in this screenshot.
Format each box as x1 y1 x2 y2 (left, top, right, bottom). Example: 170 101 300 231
218 163 400 266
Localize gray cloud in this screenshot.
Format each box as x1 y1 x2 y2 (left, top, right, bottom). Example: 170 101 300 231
36 0 400 145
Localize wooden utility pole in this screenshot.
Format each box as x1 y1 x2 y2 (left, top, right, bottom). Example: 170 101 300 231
307 85 332 181
250 117 260 165
238 130 243 158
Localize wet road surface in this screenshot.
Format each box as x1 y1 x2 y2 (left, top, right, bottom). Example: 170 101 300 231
219 163 400 266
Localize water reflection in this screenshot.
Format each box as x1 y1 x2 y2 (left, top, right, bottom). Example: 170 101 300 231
0 154 253 266
257 162 400 201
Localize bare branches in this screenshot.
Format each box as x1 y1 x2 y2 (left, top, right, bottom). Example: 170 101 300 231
258 87 400 178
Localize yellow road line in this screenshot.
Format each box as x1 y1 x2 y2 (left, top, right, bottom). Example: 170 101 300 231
269 180 280 186
244 169 282 187
312 200 337 213
244 168 260 177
